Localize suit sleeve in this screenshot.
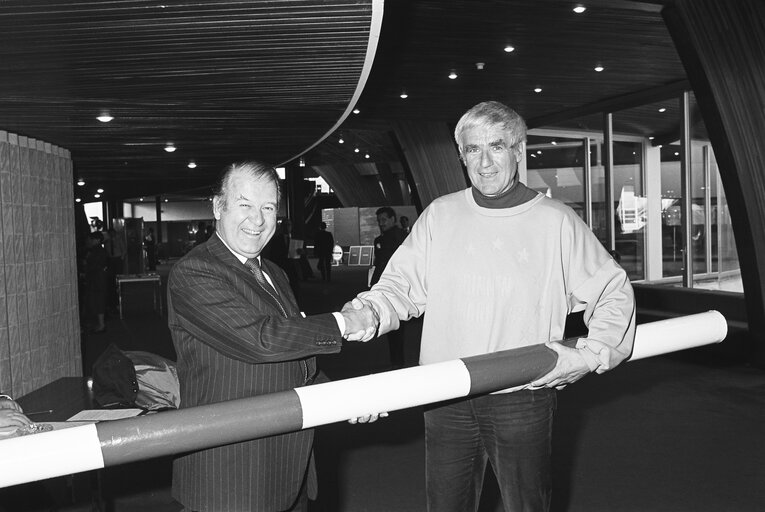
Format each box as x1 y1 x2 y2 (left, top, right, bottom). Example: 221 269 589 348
169 256 343 364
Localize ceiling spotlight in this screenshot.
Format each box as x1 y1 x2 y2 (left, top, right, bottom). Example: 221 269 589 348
534 87 543 93
573 5 586 14
448 70 458 79
594 65 604 72
97 188 104 193
551 141 558 145
94 193 101 199
139 197 144 201
187 160 197 169
354 147 360 153
658 107 667 113
299 157 306 167
75 198 82 203
352 108 360 114
338 136 344 144
164 143 176 152
77 178 85 186
400 91 408 99
476 62 485 70
504 45 515 53
97 111 113 123
164 198 169 203
648 136 655 140
364 153 370 159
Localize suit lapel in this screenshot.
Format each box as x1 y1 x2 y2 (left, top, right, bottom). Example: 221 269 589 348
205 234 294 316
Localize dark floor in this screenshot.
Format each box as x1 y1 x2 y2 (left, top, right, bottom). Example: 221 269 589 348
3 259 765 511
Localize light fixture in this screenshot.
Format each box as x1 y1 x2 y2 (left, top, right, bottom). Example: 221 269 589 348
75 198 82 203
537 150 542 154
476 62 485 70
573 5 586 14
448 70 458 79
139 197 144 201
400 91 408 99
94 193 101 199
354 147 360 153
338 135 345 144
534 87 543 93
364 153 370 159
97 111 113 123
77 178 85 186
551 141 558 145
352 108 360 114
504 45 515 53
658 107 667 113
594 65 604 72
187 160 197 169
97 188 104 194
299 157 306 167
648 136 655 140
164 142 176 152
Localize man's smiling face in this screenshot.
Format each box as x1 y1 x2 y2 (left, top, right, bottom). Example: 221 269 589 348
213 171 278 259
461 124 522 197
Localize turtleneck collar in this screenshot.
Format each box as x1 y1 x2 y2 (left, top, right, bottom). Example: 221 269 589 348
471 174 538 209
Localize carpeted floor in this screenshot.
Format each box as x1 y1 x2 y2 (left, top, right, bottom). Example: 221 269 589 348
4 260 764 511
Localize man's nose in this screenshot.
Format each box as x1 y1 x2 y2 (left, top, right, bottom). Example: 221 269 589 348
481 149 493 166
250 209 265 225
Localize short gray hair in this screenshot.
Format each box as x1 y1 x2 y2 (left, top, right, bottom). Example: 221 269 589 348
213 161 281 210
454 101 527 155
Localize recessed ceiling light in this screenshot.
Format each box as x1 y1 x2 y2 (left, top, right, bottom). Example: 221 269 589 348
164 143 176 152
674 152 680 156
537 150 542 154
97 111 113 123
187 160 197 169
658 107 667 113
338 136 344 144
299 157 306 167
94 193 101 199
365 153 370 159
448 70 458 79
573 5 586 14
594 65 604 72
75 198 82 203
551 141 558 145
97 188 104 193
504 45 515 53
476 62 485 70
648 136 655 140
354 148 360 153
77 178 85 186
352 108 360 114
534 87 543 93
400 91 408 99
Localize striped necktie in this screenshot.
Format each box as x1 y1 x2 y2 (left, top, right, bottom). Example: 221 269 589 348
245 258 287 317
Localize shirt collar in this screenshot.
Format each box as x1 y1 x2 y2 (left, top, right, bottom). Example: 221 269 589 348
216 232 259 265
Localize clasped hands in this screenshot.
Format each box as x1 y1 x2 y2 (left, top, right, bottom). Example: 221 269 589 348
0 397 31 430
341 297 379 342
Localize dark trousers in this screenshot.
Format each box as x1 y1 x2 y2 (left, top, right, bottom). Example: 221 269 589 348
424 389 556 512
316 254 332 281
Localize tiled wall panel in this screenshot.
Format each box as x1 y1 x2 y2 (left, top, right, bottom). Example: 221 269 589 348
0 131 80 397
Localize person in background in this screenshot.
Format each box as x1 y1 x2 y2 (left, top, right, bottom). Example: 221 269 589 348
399 215 411 235
347 101 636 511
370 207 407 368
105 227 126 313
144 227 157 271
168 161 377 512
0 394 31 430
83 231 109 333
314 222 335 282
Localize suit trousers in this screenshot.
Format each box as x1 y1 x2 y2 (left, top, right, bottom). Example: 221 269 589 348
424 388 556 512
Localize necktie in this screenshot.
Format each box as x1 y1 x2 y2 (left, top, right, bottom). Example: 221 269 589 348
245 258 288 317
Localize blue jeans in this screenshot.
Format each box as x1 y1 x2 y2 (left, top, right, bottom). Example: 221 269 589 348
424 389 556 512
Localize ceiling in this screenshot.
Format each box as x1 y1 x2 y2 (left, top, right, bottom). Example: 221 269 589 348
0 0 702 203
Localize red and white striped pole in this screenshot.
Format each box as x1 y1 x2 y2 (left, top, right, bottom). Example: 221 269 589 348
0 311 728 488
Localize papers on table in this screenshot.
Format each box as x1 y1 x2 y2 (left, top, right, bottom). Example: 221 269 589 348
67 409 145 422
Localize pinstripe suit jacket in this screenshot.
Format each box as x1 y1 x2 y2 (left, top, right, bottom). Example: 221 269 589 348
168 234 343 512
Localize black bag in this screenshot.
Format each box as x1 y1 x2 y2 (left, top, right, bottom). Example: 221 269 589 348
92 343 139 407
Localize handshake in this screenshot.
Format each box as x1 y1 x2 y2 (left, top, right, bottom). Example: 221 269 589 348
341 298 380 342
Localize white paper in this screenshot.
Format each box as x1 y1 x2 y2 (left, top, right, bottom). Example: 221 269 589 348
67 409 144 422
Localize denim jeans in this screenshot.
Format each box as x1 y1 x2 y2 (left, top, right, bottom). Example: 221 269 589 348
424 389 556 512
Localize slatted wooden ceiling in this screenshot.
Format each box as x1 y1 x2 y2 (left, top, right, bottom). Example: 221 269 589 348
0 0 700 200
0 0 375 198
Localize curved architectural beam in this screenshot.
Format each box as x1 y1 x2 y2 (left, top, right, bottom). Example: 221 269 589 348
663 0 765 363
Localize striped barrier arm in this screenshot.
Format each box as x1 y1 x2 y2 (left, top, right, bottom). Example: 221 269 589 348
0 311 728 488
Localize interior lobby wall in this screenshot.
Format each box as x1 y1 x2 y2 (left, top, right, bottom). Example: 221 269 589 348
0 131 81 397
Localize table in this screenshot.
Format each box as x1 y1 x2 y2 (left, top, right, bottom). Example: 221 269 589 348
115 273 163 319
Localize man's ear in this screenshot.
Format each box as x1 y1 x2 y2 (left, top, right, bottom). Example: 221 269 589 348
514 143 524 163
212 197 222 220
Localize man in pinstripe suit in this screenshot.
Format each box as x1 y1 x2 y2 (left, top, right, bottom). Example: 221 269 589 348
168 161 376 512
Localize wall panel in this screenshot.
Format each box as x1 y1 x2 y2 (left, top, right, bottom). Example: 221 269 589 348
0 131 80 397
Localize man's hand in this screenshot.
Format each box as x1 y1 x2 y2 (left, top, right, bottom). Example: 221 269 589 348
0 409 31 429
348 412 389 424
341 298 379 341
528 341 591 390
0 397 22 413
